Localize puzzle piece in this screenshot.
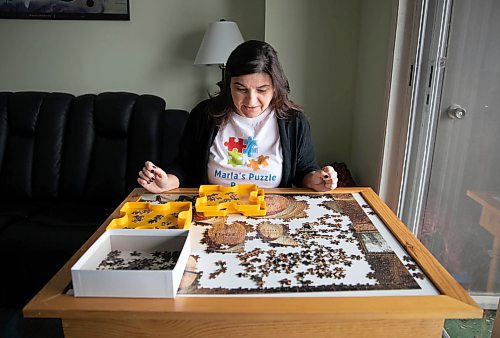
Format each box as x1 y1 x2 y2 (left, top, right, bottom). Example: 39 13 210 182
247 159 260 170
243 136 258 157
257 155 269 166
227 149 243 167
224 137 247 153
247 155 269 171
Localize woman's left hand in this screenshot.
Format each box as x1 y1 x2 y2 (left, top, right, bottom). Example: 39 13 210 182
303 166 338 192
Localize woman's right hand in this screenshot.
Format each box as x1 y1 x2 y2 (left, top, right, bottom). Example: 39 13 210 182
137 161 170 193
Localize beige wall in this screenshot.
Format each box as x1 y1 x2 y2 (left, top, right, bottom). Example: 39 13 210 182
265 0 396 191
265 0 361 167
0 0 265 111
350 0 396 190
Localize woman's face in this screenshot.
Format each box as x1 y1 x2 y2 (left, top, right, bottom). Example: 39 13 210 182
230 72 274 118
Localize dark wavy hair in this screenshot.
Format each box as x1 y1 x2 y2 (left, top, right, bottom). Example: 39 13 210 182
208 40 302 126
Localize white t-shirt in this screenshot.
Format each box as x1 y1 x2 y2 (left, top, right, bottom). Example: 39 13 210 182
207 108 283 188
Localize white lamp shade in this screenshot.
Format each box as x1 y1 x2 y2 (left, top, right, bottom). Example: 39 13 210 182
194 20 244 65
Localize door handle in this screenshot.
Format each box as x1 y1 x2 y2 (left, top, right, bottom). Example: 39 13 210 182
447 104 466 119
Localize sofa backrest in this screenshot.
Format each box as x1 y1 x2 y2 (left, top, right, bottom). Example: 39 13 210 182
0 91 188 204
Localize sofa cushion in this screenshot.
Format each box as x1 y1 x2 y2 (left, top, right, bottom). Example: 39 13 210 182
0 201 111 306
0 92 74 199
0 199 52 231
29 201 113 229
159 109 190 169
0 200 51 218
1 218 100 255
0 91 174 205
0 215 21 232
58 92 168 205
0 91 189 307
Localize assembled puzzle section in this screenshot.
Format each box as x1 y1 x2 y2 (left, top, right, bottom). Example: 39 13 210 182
178 193 439 296
195 184 266 217
71 229 191 298
106 201 192 230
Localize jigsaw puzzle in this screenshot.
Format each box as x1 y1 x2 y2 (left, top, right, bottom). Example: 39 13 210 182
139 192 438 297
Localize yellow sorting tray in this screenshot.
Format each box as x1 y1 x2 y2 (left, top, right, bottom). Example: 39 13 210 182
195 184 266 217
106 201 192 230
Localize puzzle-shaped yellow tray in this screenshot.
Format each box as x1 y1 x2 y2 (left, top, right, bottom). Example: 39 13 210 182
195 184 266 217
106 201 192 230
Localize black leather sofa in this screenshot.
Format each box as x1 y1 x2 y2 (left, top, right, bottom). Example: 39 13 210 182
0 91 189 307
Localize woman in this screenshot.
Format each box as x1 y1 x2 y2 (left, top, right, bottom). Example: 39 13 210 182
138 40 337 192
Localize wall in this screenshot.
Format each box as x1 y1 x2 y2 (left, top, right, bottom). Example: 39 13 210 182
265 0 397 189
0 0 265 111
265 0 361 166
0 0 396 191
350 0 396 190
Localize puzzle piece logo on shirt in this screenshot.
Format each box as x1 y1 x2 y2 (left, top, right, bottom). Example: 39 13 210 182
243 136 258 157
247 155 269 171
224 136 267 169
227 149 243 167
224 137 247 153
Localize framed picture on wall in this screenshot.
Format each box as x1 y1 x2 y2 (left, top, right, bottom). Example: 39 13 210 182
0 0 130 20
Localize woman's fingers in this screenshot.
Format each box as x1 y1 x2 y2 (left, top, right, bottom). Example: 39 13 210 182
136 161 172 193
146 160 157 169
320 166 338 189
139 167 153 182
138 161 159 186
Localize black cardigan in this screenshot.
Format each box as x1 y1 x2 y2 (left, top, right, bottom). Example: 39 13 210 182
169 99 320 188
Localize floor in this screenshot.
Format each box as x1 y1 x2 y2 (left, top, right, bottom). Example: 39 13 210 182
0 307 496 338
444 310 496 338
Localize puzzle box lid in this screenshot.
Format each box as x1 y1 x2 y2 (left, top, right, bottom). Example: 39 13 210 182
71 229 191 298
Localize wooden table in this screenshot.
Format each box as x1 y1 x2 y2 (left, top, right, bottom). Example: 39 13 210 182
24 188 482 338
467 190 500 293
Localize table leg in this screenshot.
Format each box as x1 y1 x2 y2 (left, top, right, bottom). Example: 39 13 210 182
479 207 500 293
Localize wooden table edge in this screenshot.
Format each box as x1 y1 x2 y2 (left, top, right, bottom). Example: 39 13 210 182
23 187 483 320
23 294 482 320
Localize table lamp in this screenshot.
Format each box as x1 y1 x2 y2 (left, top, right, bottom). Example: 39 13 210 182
194 19 244 90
